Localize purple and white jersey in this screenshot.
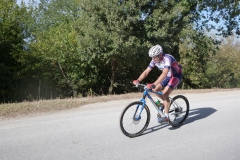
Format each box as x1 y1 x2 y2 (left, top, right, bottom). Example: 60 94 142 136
148 54 182 77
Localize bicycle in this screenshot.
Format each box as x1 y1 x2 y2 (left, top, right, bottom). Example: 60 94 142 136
119 83 189 138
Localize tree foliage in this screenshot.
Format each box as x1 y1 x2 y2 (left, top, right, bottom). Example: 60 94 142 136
206 35 240 88
196 0 240 37
1 0 240 102
75 0 150 94
179 25 217 88
0 0 28 102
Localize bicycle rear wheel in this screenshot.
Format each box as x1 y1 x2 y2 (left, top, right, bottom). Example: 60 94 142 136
119 101 150 138
168 95 189 127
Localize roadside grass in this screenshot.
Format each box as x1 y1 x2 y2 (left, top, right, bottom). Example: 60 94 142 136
0 93 141 119
1 88 239 120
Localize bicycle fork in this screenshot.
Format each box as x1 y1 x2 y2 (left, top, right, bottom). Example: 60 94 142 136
132 98 146 122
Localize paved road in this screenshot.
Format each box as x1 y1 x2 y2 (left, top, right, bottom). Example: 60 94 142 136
1 90 240 160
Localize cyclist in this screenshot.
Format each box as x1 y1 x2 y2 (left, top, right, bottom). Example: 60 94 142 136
133 44 182 123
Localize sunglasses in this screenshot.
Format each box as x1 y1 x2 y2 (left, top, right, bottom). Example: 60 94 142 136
152 55 159 58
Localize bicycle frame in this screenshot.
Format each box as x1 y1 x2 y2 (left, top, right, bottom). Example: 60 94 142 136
134 86 165 121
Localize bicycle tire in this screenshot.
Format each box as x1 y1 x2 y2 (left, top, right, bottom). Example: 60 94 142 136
119 101 150 138
168 95 189 127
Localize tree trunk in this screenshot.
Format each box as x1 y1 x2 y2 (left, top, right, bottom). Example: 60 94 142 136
38 80 41 100
108 60 117 94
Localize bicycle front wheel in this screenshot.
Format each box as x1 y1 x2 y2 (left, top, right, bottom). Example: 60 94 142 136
168 95 189 127
119 101 150 138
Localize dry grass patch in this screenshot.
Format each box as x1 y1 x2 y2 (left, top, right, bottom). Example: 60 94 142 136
0 93 142 119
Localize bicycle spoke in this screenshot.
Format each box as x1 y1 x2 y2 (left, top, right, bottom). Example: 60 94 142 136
168 95 189 127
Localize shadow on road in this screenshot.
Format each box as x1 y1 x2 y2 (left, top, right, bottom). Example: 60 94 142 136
141 123 169 136
185 107 217 123
168 107 217 130
141 107 217 136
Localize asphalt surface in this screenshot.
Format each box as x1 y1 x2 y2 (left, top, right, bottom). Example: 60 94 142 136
1 90 240 160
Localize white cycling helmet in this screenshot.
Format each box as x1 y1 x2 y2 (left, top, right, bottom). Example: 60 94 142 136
148 45 163 57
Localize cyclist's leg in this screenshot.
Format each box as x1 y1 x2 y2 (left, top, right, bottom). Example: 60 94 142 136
154 82 173 122
153 83 163 99
162 77 181 115
162 86 173 115
154 77 170 100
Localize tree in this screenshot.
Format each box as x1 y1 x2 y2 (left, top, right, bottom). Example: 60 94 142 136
0 0 27 102
179 25 217 88
196 0 240 37
206 34 240 88
143 0 196 56
20 0 83 99
2 0 239 102
76 0 150 94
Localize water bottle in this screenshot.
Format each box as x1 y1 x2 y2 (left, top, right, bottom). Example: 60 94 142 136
155 99 164 111
155 99 162 108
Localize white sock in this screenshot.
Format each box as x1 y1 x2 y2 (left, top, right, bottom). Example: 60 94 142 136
164 113 169 118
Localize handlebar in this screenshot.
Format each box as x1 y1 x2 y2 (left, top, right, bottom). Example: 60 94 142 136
134 83 156 90
134 83 163 95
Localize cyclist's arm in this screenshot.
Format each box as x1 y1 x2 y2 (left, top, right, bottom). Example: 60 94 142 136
137 67 152 82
